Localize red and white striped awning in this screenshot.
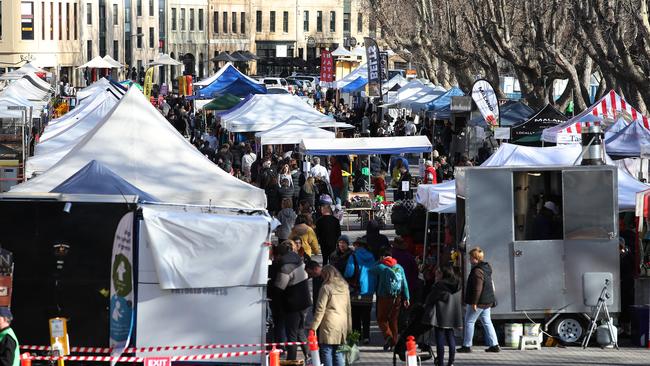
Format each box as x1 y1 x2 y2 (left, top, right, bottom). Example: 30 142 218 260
542 90 650 142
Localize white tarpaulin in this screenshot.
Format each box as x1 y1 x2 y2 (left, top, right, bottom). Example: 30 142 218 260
300 136 432 155
8 87 266 208
141 205 272 289
136 206 267 364
255 117 335 145
416 143 649 212
1 77 50 101
220 94 334 132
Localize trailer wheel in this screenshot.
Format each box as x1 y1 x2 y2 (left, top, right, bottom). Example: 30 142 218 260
551 316 585 344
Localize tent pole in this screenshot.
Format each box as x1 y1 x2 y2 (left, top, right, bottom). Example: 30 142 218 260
423 211 430 265
437 213 442 268
367 155 371 192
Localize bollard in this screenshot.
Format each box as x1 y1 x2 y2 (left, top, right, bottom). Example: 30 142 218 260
20 353 31 366
405 335 417 366
308 329 321 366
268 346 281 366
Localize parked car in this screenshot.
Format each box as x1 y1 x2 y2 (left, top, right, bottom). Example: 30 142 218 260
259 77 289 89
288 75 320 86
266 87 290 94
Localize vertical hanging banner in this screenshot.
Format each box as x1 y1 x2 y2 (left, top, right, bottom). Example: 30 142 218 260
379 51 389 82
471 79 500 128
143 67 154 98
110 212 135 366
320 49 334 88
364 37 382 97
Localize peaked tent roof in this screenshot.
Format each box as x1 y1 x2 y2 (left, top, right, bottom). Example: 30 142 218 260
195 62 261 86
203 93 242 111
102 55 123 68
76 78 126 101
542 90 650 143
1 76 50 101
148 53 183 66
604 118 650 157
51 160 158 202
336 63 367 89
77 56 118 69
341 77 367 93
9 87 266 208
255 117 335 145
511 103 567 140
423 86 464 112
331 45 353 57
195 63 266 98
470 100 535 128
383 74 408 92
220 94 335 132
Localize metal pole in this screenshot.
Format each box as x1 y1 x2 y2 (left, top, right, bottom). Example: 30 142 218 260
423 211 430 263
367 155 371 192
437 213 442 267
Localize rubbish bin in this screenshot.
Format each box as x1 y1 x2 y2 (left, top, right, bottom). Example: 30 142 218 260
630 305 650 348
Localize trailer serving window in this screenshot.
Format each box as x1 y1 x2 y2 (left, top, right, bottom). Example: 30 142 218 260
513 170 563 241
562 169 616 240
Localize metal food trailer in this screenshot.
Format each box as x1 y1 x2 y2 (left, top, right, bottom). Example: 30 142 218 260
456 165 620 343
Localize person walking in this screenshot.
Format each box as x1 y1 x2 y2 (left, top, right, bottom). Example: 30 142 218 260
0 307 19 366
343 238 376 345
273 241 312 360
329 235 353 275
290 215 320 258
372 250 410 351
276 199 297 242
423 265 463 366
457 247 500 353
315 202 341 266
310 265 352 366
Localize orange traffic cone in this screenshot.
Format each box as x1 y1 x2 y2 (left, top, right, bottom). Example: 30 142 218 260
20 353 31 366
269 346 281 366
308 330 321 366
406 336 417 366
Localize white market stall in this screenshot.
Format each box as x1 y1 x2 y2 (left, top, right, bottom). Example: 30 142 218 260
220 94 335 132
300 135 432 155
8 87 266 209
255 117 335 146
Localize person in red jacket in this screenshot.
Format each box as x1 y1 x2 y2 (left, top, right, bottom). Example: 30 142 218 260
329 157 344 202
423 160 438 184
373 171 387 201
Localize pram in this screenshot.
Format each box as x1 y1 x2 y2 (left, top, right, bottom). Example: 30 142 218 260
392 304 435 365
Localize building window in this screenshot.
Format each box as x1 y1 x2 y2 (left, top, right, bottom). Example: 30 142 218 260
343 12 350 32
86 2 92 24
149 0 153 16
0 1 2 39
73 3 77 39
357 13 362 33
330 11 335 32
231 12 236 33
240 12 245 33
180 8 185 30
171 8 176 30
136 0 141 16
87 40 92 60
222 12 227 33
149 27 154 48
41 1 44 40
113 40 119 61
256 11 262 32
189 9 194 31
213 11 217 33
21 1 34 40
113 4 118 25
303 11 309 32
198 9 203 31
270 11 275 33
66 3 70 39
50 2 53 39
283 11 288 33
316 11 322 32
137 26 142 48
57 3 61 40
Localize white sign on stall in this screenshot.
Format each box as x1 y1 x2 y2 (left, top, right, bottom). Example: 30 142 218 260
401 181 410 192
557 133 582 145
494 127 511 140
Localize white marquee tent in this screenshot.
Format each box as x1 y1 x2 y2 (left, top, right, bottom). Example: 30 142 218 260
194 62 262 87
255 117 335 145
220 94 335 132
416 143 649 212
77 56 118 69
300 136 432 155
8 87 266 208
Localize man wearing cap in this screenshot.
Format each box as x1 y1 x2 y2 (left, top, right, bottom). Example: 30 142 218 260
0 307 19 366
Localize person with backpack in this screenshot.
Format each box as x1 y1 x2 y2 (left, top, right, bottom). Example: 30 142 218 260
343 237 376 345
457 247 500 353
371 249 410 351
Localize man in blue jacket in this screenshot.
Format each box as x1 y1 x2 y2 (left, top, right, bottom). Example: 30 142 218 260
372 249 410 351
344 237 376 345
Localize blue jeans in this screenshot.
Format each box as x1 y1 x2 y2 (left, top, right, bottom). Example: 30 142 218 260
463 305 499 347
319 344 345 366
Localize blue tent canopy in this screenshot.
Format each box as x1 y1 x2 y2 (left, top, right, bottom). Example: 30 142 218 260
196 65 267 98
50 160 158 202
470 100 534 127
426 86 464 111
341 77 367 93
605 118 650 157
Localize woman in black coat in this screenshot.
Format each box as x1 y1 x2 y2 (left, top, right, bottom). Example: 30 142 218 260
423 265 463 366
